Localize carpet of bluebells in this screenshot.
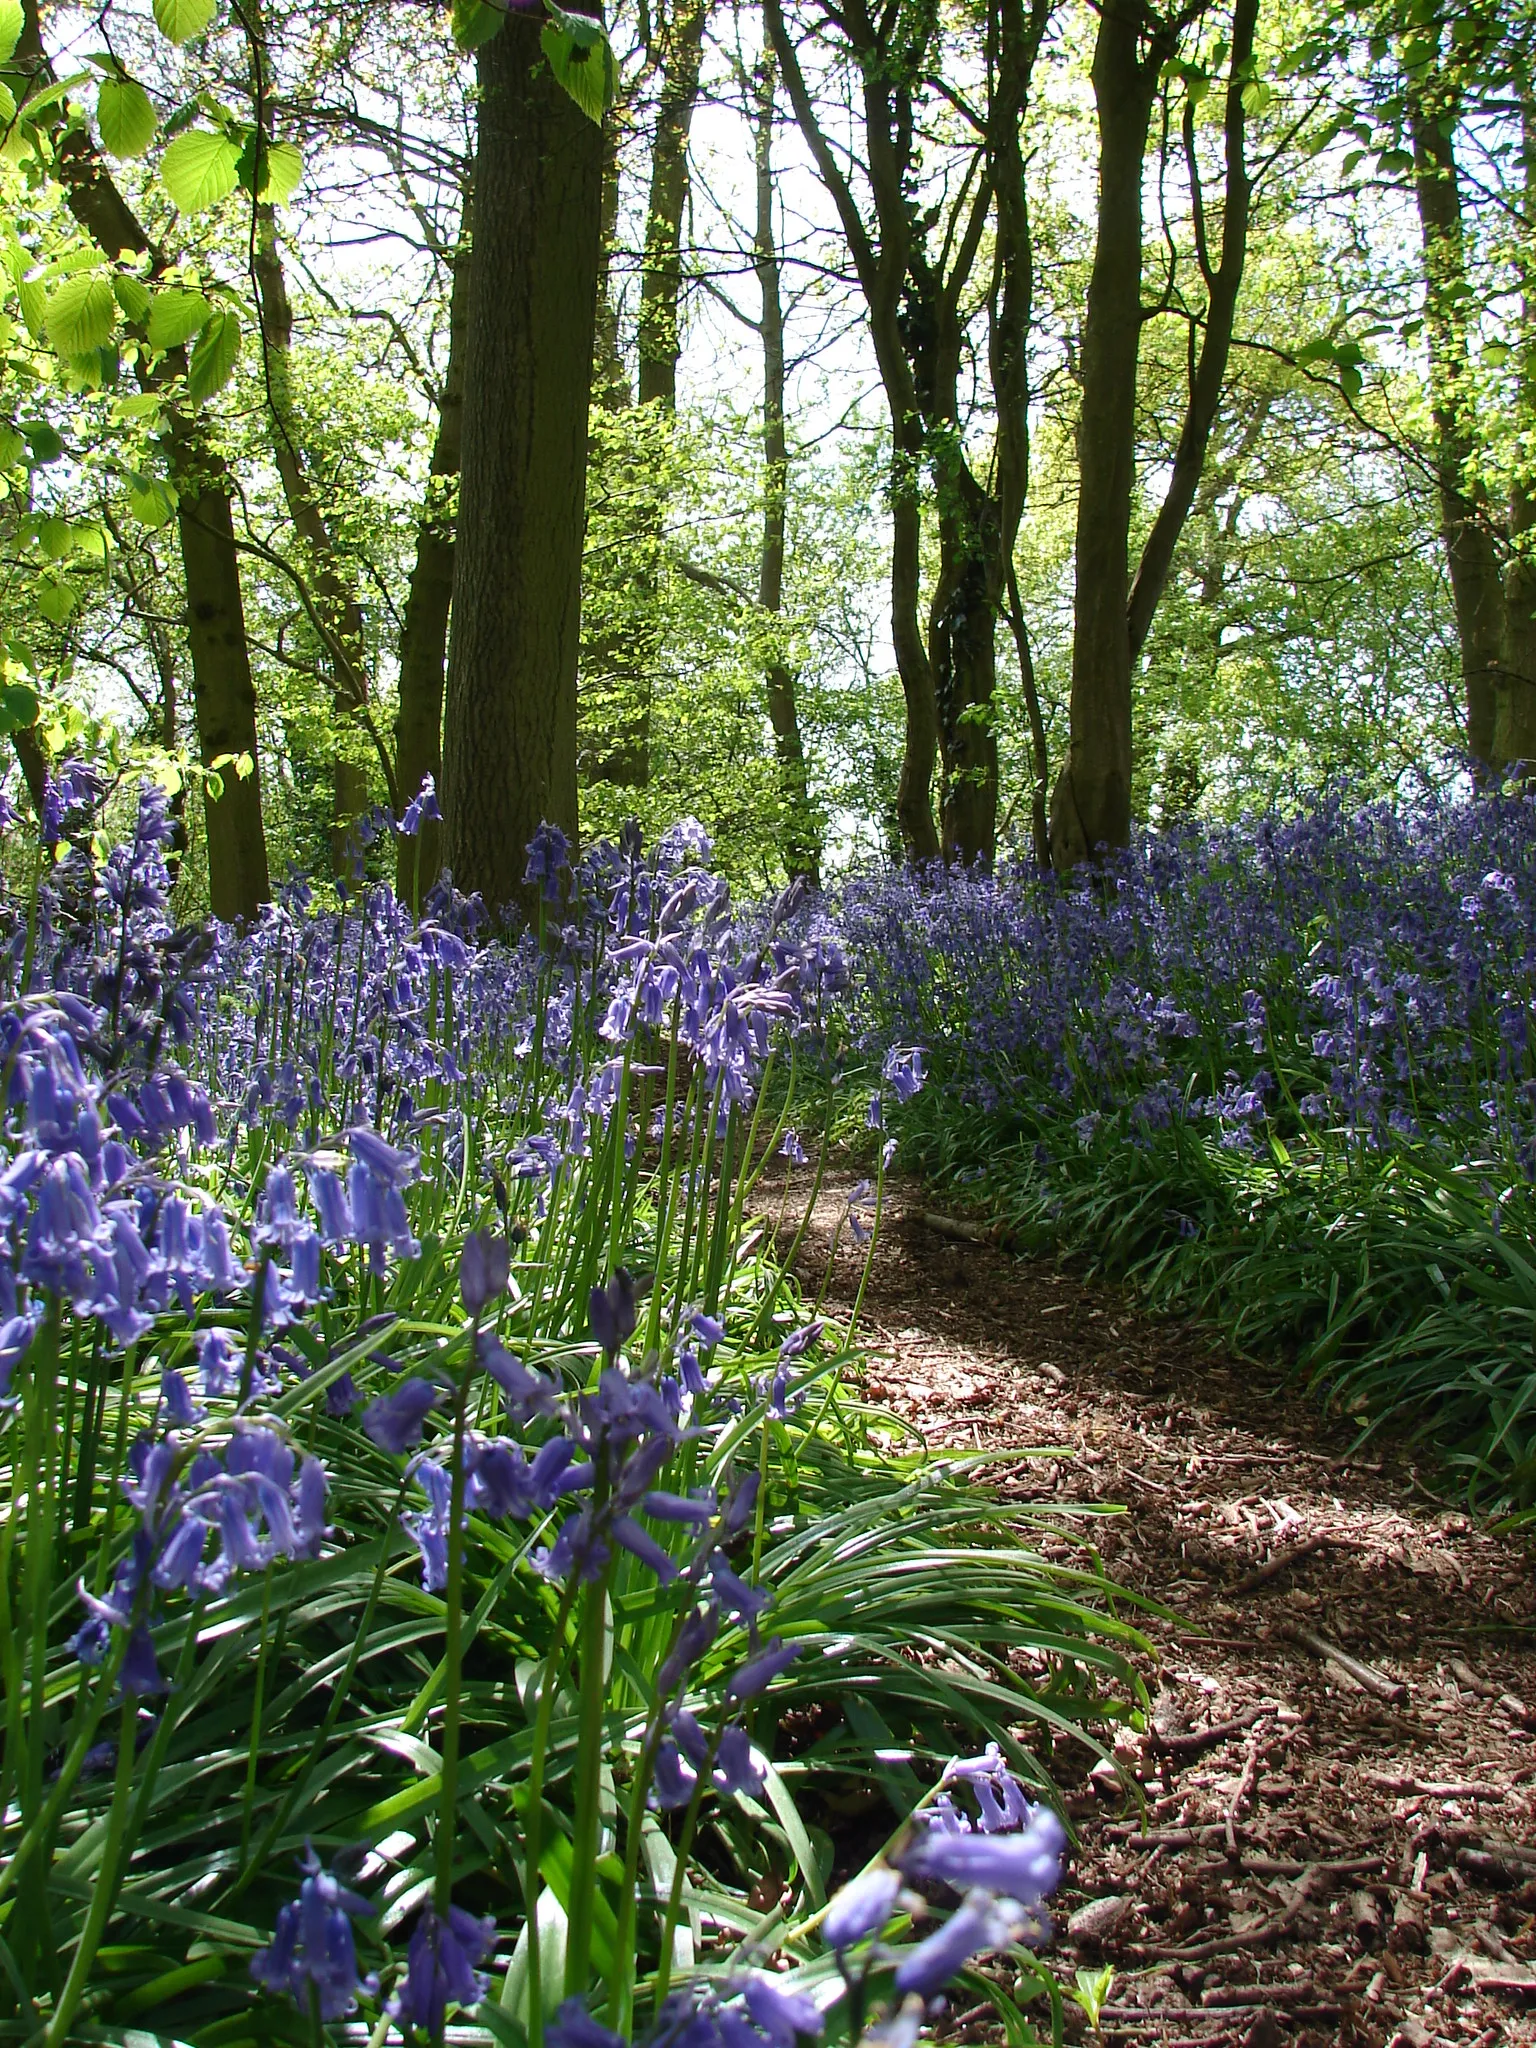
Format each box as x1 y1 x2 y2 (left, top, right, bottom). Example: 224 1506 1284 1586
834 790 1536 1502
0 767 1137 2045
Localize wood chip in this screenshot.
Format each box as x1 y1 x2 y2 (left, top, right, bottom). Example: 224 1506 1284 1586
1283 1623 1408 1703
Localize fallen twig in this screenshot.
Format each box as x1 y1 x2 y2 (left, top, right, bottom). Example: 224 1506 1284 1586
1150 1704 1277 1757
1224 1726 1265 1858
1143 1864 1336 1962
1229 1533 1334 1594
1364 1771 1504 1800
1282 1624 1408 1703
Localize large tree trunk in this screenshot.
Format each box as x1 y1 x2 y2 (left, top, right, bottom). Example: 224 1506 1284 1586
20 0 269 917
1500 72 1536 770
1049 0 1158 867
169 418 272 920
442 11 603 914
253 206 374 871
636 0 708 409
1408 68 1504 776
752 51 820 885
395 200 472 900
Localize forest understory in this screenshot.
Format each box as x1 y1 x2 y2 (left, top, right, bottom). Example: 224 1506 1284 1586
775 1174 1536 2048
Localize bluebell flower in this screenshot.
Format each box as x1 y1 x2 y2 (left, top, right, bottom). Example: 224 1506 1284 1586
0 1311 39 1401
893 1890 1040 1998
524 822 571 903
397 774 443 836
477 1332 559 1421
389 1902 495 2034
741 1974 823 2046
460 1229 509 1315
779 1129 808 1167
158 1368 202 1428
778 1321 823 1363
547 1998 626 2048
881 1046 926 1103
726 1637 802 1699
656 1599 720 1697
250 1846 378 2020
589 1267 639 1357
402 1458 453 1590
899 1802 1066 1901
651 1738 698 1810
822 1865 901 1951
362 1377 440 1454
712 1723 764 1799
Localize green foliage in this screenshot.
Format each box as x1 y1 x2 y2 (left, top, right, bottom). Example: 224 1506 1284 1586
160 125 241 211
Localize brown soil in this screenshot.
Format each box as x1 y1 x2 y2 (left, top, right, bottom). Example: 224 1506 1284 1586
766 1170 1536 2048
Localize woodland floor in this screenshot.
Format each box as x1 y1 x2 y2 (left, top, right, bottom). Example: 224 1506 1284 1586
763 1170 1536 2048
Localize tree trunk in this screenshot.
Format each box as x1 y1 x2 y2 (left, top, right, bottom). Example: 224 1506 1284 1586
637 0 708 409
1500 71 1536 770
395 199 472 900
442 11 603 914
753 51 820 886
19 0 269 916
253 205 374 871
592 113 631 410
1408 68 1504 775
1050 1 1158 867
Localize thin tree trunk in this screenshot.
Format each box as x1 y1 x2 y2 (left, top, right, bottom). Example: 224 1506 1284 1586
253 205 373 871
1500 67 1536 770
593 113 631 409
752 50 820 885
395 200 472 899
1408 67 1504 775
442 9 603 914
636 0 708 408
19 0 269 916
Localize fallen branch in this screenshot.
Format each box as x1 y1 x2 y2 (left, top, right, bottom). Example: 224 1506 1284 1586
1364 1771 1503 1801
1282 1624 1407 1704
1224 1726 1266 1858
1149 1703 1276 1757
1229 1532 1341 1594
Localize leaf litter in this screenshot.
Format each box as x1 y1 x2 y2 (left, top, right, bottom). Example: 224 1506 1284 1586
767 1170 1536 2048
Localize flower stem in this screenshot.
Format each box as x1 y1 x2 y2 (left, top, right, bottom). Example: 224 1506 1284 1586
45 1690 138 2046
434 1375 472 1919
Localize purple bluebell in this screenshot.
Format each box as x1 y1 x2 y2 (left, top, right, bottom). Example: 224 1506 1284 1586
460 1229 509 1315
893 1891 1040 1998
822 1865 901 1951
726 1637 803 1699
361 1377 440 1454
656 1600 720 1697
524 822 571 903
250 1846 378 2021
402 1458 453 1590
741 1975 823 2046
899 1803 1066 1902
389 1902 496 2034
547 1998 626 2048
396 774 442 836
589 1267 639 1357
712 1722 765 1799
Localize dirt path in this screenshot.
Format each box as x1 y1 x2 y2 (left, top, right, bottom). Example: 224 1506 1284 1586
769 1172 1536 2048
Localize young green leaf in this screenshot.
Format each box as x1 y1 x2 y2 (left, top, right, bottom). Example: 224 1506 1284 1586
540 13 616 125
44 273 117 357
97 77 158 157
147 286 212 350
261 140 303 204
452 0 505 51
37 580 77 625
127 475 178 529
0 681 39 734
161 127 240 212
152 0 217 46
113 274 152 323
0 0 21 65
187 307 240 399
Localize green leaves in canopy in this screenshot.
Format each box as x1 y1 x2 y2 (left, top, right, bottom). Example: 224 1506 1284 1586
127 474 178 529
161 127 240 212
541 7 616 124
151 0 216 45
234 133 304 204
0 682 39 736
0 0 21 65
113 274 152 323
188 308 240 399
44 273 117 357
451 0 505 52
97 77 158 157
147 286 211 351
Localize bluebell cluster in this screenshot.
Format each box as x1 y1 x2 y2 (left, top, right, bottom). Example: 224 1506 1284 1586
832 789 1536 1164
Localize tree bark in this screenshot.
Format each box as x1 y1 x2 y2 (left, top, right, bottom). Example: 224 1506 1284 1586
442 10 603 914
395 198 472 899
1050 1 1164 867
20 0 269 916
637 0 708 409
253 205 374 871
1500 70 1536 770
767 0 940 862
1408 65 1503 776
751 53 820 885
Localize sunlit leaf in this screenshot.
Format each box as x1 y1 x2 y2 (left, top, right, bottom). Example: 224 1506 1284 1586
151 0 217 45
146 286 212 351
451 0 505 50
0 0 21 64
97 77 158 157
113 273 152 322
44 273 117 357
187 307 239 399
540 11 615 125
161 127 240 212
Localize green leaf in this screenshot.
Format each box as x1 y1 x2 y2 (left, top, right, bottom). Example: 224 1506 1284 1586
37 517 71 560
0 0 21 64
146 285 212 350
0 425 22 467
127 475 178 529
0 80 16 126
151 0 216 45
540 11 615 124
20 420 62 464
97 77 158 156
44 273 117 357
113 273 152 322
15 278 45 341
187 307 239 399
161 127 240 212
37 580 77 625
261 139 303 203
0 681 39 735
452 0 505 50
